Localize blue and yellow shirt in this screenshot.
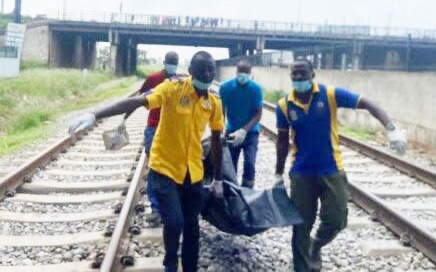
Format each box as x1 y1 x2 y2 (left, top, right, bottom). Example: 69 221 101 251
276 83 360 175
219 79 263 133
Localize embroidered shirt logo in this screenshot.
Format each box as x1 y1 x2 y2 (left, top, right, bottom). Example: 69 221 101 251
290 110 298 121
202 98 212 110
317 101 325 109
179 96 190 106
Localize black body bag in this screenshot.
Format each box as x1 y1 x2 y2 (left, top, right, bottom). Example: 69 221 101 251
201 139 303 236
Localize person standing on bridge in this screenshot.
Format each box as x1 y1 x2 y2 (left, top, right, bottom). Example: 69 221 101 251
219 60 263 188
274 58 407 272
138 51 179 225
69 51 225 272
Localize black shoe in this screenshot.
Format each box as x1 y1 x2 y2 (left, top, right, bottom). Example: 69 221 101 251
241 180 254 189
145 209 161 224
164 265 177 272
308 239 322 271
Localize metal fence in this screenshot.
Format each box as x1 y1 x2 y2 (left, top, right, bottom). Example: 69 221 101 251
45 10 436 42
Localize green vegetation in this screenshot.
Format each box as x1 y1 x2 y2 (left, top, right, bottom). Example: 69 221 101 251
20 60 47 70
0 68 137 156
339 125 377 141
263 90 286 103
0 13 34 28
136 64 163 79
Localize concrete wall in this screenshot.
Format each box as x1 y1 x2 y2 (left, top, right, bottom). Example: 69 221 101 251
218 66 436 148
22 25 49 63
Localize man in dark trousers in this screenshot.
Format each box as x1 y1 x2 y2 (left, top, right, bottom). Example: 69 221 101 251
139 51 179 224
274 58 407 272
69 51 224 272
219 60 263 188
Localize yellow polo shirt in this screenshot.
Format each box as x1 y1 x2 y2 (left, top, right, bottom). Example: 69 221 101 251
145 76 224 184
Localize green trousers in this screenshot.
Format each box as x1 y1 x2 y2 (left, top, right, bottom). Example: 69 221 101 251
290 171 349 272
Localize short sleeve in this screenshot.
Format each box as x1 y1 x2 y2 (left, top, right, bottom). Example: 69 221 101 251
276 104 289 129
335 87 361 109
255 84 263 109
209 97 225 131
146 81 171 109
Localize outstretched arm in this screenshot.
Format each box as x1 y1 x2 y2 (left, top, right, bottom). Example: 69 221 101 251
356 97 406 155
357 97 392 128
94 96 146 119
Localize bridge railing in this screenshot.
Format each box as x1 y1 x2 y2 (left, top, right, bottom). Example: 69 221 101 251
45 10 436 42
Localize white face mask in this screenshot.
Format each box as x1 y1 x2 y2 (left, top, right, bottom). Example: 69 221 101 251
293 80 312 93
236 73 251 85
164 64 177 75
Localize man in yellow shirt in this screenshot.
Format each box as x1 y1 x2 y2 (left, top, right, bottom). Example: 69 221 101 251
69 51 224 272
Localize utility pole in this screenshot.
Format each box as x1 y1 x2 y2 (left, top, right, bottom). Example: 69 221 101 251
297 0 302 23
14 0 22 23
63 0 68 20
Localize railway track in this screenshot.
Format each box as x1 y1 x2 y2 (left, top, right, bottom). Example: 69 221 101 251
0 94 434 271
0 108 166 271
262 101 436 265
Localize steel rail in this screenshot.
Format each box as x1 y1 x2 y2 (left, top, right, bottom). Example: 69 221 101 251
0 87 140 199
262 102 436 263
100 149 147 272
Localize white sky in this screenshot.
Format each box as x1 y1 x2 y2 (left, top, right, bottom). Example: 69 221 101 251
2 0 436 63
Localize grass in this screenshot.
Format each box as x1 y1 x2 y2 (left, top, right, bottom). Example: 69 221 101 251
20 60 48 70
263 90 287 103
0 13 33 28
339 125 378 141
0 68 137 156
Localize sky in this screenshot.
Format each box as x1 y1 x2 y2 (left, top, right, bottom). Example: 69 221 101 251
2 0 436 63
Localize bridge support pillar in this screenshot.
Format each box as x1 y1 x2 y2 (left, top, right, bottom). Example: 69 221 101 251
110 32 137 76
256 36 265 54
228 43 243 58
72 35 96 69
352 41 364 70
323 50 335 69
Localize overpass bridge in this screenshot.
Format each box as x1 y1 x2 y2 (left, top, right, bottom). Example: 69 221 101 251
22 11 436 74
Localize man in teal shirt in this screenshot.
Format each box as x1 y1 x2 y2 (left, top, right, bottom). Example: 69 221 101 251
219 60 263 188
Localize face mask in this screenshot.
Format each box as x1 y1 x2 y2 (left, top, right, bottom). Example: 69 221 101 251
236 73 251 85
293 80 312 93
164 64 177 75
192 78 212 90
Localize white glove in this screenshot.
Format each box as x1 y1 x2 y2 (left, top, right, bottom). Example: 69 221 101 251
210 179 224 198
274 174 285 187
387 127 407 156
68 113 96 134
227 128 247 147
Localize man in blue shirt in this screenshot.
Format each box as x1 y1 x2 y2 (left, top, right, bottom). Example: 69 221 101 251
275 58 406 272
220 60 263 188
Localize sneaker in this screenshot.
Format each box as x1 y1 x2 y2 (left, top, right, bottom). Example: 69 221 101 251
145 209 161 224
241 180 254 189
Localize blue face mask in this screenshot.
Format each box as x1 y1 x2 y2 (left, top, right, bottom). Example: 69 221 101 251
192 79 212 90
236 73 251 85
164 64 177 75
293 80 312 93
